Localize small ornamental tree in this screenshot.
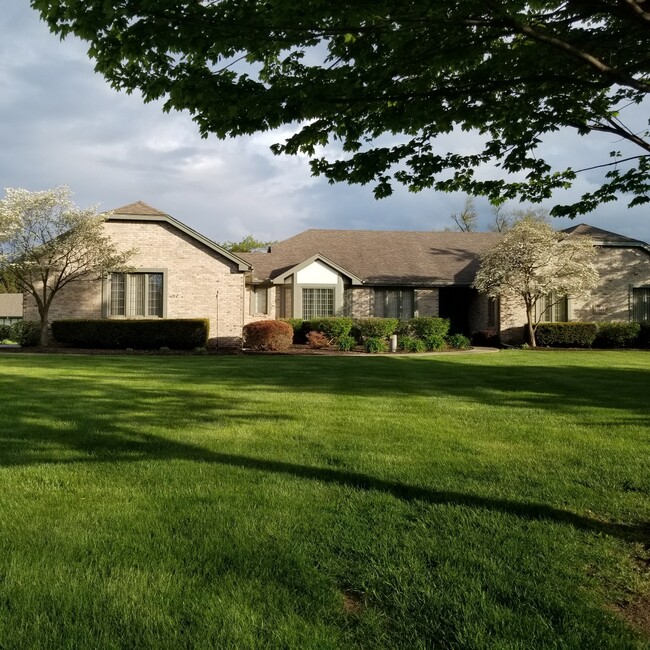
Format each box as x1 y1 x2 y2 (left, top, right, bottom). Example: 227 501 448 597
0 187 135 346
472 218 598 347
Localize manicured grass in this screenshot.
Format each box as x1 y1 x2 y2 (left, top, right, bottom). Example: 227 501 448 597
0 350 648 648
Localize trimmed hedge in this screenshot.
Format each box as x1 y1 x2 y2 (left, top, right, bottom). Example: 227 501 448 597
0 324 12 342
409 317 450 340
12 320 40 347
280 319 311 344
309 317 354 341
399 336 427 353
52 319 209 350
243 320 293 351
639 322 650 349
535 323 598 348
353 318 399 340
593 322 641 349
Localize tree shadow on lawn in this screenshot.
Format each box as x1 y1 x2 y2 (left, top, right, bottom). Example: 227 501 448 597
0 360 648 546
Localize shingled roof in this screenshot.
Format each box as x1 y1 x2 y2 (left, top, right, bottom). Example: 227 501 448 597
110 201 169 217
562 223 649 247
240 229 503 285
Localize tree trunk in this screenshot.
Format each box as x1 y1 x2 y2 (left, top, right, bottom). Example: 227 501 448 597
38 309 49 347
525 304 536 347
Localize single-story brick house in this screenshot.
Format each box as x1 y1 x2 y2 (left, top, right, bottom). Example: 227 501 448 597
23 201 650 346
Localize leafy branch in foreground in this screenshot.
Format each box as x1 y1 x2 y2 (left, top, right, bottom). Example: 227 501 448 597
31 0 650 216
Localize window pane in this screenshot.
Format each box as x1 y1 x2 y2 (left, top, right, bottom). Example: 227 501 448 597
537 292 567 322
633 288 650 322
110 273 125 316
253 287 267 314
302 288 333 320
374 289 414 320
127 274 146 316
148 274 163 317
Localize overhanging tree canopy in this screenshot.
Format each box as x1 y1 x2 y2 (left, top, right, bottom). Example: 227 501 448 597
31 1 650 216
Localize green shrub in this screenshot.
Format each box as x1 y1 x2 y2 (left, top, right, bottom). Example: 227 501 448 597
399 336 427 353
0 324 12 342
535 322 598 348
281 319 311 344
337 334 357 351
12 320 41 347
395 320 414 338
409 317 450 340
51 319 209 350
243 320 293 351
447 333 471 349
639 322 650 348
365 337 388 353
424 334 446 351
307 331 329 349
594 322 641 349
309 317 353 341
471 329 500 347
354 318 399 340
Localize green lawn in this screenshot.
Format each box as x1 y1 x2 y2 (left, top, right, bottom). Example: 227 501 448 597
0 351 648 649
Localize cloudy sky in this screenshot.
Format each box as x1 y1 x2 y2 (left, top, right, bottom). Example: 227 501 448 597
2 1 649 244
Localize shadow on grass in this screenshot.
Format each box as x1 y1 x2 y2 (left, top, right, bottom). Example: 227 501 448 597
0 354 648 546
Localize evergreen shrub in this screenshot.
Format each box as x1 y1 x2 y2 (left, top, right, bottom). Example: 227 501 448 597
593 322 641 348
535 322 598 348
52 319 209 349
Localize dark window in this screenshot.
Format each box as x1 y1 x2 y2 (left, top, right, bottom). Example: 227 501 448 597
536 292 568 322
374 289 414 320
302 288 334 320
632 288 650 322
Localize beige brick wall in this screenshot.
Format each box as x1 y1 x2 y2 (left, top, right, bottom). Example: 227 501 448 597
25 220 247 347
498 245 650 343
346 287 373 318
571 247 650 322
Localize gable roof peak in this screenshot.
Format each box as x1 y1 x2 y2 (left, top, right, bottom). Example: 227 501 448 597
110 201 169 217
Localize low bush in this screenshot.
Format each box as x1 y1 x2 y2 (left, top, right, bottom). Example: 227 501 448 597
337 334 357 351
424 334 446 351
354 318 399 340
309 317 353 341
365 337 388 353
399 336 427 353
594 322 641 349
11 320 41 347
306 331 329 349
281 319 311 344
535 322 598 348
244 320 293 351
0 324 12 342
52 319 209 350
639 322 650 348
471 329 500 347
409 317 450 340
447 333 471 349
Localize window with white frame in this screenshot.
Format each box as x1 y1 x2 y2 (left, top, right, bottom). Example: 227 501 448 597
108 272 163 317
374 288 415 320
632 287 650 322
536 292 568 322
302 288 334 320
251 286 268 315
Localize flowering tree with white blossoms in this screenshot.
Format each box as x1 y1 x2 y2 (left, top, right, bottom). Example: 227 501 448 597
473 218 598 347
0 187 134 346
